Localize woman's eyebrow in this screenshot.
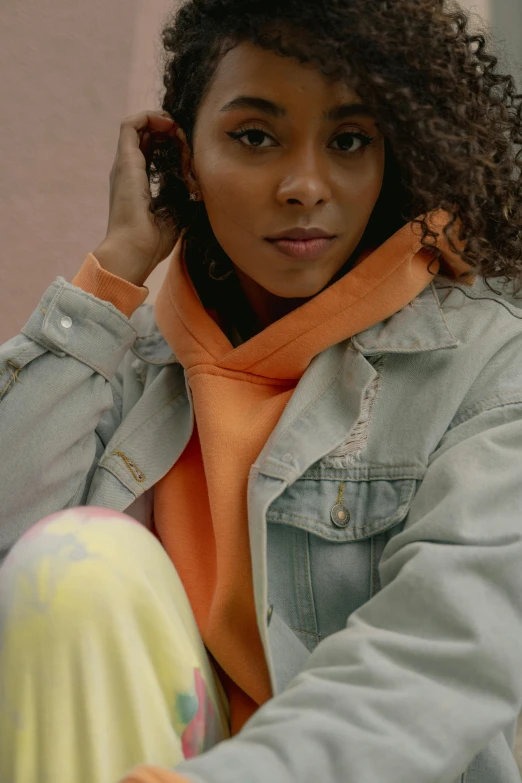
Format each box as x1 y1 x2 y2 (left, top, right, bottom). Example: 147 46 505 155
219 95 375 121
220 96 285 117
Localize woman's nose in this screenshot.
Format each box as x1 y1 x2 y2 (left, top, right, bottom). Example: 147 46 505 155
275 151 332 208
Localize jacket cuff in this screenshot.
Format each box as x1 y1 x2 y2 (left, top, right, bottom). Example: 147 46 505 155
71 253 149 318
20 276 140 380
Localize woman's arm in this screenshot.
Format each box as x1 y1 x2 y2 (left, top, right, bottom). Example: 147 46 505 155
0 274 140 562
163 400 522 783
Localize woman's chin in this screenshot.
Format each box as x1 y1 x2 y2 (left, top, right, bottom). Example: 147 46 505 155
258 272 338 300
253 285 318 301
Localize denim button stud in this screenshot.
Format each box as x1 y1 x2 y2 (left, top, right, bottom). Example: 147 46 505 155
331 503 351 528
61 316 72 329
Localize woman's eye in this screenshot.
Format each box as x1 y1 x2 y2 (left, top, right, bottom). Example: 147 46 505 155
227 129 277 148
330 132 374 152
227 128 375 153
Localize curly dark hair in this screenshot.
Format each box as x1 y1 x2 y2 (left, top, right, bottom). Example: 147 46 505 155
148 0 522 298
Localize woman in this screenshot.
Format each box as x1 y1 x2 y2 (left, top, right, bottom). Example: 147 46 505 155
1 0 521 782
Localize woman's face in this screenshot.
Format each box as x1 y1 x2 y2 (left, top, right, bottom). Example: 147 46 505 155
188 41 385 299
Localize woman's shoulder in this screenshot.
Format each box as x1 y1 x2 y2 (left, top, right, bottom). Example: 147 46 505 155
433 277 522 347
426 279 522 420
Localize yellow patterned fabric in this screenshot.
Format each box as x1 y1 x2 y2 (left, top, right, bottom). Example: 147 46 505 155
0 507 229 783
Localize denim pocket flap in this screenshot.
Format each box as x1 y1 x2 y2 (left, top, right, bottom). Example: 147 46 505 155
266 475 418 541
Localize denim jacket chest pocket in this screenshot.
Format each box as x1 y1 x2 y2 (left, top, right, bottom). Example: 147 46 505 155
266 467 420 653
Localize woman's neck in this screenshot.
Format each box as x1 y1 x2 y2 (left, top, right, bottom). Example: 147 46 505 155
231 252 360 336
186 241 361 343
232 264 314 333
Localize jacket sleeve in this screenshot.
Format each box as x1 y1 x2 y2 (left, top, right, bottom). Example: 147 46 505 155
164 400 522 783
0 262 147 562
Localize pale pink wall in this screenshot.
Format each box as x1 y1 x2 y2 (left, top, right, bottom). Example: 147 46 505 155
0 0 177 344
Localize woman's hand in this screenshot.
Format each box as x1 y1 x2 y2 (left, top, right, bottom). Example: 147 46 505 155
93 110 180 287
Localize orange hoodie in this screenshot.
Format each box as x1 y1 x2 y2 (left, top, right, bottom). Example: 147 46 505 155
71 211 469 783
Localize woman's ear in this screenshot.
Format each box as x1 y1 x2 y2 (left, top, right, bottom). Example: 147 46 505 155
176 127 199 196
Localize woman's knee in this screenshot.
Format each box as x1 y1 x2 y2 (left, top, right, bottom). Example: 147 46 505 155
0 506 168 626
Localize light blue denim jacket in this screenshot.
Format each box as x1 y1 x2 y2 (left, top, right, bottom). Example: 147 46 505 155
2 273 522 783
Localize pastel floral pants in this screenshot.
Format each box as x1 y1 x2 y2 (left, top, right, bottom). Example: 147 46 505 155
0 507 229 783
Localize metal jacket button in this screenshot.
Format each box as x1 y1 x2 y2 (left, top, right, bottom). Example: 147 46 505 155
331 481 351 527
331 503 351 528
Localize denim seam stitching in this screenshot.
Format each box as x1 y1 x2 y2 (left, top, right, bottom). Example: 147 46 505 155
267 509 412 541
39 341 122 380
275 348 354 438
44 286 135 378
0 344 33 378
65 279 140 329
109 382 124 410
268 479 414 533
102 387 187 450
370 535 376 597
300 467 425 479
0 345 34 397
300 531 319 643
430 280 459 342
96 462 140 496
449 394 522 429
293 528 308 636
287 625 326 639
304 532 320 642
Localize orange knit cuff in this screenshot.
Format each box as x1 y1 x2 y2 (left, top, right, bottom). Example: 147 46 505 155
121 767 194 783
71 253 149 319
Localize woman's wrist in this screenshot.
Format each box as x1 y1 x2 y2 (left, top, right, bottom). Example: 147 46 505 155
92 239 149 288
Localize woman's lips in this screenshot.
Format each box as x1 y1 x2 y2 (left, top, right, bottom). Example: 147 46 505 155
267 237 335 259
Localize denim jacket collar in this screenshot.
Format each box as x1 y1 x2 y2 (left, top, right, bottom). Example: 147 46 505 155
131 280 459 367
352 282 459 355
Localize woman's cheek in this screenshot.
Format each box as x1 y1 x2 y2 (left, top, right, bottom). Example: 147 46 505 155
342 155 384 198
204 168 265 235
202 156 248 203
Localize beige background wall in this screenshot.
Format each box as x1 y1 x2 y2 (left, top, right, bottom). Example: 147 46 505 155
0 0 175 344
